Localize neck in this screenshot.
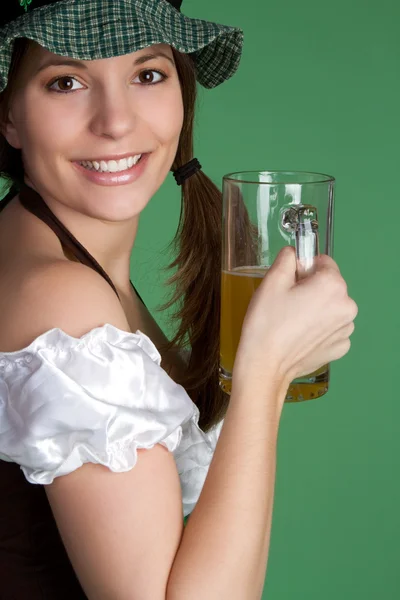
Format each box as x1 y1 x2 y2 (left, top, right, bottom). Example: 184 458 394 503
19 182 139 291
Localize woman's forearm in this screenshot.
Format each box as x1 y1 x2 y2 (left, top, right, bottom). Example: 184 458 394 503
167 376 286 600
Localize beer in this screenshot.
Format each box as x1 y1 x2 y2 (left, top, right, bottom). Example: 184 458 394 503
219 266 329 401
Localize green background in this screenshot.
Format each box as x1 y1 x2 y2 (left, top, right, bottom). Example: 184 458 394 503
2 0 399 598
132 0 399 598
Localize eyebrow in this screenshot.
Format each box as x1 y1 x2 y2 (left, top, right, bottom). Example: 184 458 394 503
35 51 175 74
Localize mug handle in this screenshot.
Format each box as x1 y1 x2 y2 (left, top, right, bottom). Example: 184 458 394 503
295 205 319 280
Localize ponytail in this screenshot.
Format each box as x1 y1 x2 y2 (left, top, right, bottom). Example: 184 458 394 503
161 50 229 432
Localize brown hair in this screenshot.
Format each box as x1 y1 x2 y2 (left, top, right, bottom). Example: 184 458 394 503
0 38 29 185
0 40 229 433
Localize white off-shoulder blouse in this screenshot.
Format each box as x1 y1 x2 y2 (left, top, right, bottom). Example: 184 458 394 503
0 324 223 517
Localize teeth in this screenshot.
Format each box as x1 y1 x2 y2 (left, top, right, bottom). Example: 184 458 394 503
80 155 142 173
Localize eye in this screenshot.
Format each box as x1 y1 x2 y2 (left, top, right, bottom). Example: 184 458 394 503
133 70 167 85
47 76 85 93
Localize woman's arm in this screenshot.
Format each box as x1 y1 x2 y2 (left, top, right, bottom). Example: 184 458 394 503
167 380 284 600
168 249 357 600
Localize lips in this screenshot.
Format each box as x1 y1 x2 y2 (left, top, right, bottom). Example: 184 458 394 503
73 152 150 187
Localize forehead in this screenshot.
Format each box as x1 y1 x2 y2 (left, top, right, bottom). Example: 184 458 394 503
23 41 174 70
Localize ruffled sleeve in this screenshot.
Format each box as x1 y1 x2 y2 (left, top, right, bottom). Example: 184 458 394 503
174 418 223 517
0 324 223 515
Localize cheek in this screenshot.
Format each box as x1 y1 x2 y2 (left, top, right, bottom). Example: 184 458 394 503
142 86 184 147
16 94 76 158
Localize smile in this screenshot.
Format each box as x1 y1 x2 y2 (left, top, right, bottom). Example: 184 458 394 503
78 154 143 173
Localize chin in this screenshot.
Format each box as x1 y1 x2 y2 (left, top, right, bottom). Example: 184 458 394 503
83 187 152 222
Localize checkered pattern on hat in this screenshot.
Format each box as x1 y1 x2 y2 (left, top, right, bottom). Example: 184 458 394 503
0 0 243 91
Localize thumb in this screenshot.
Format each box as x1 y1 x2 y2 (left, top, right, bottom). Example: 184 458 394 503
267 246 297 288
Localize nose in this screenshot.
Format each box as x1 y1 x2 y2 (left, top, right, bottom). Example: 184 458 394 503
89 85 137 140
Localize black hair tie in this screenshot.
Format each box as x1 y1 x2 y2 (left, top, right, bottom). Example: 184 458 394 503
173 158 202 186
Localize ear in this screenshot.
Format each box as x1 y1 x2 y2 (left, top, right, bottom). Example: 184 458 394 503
1 108 22 149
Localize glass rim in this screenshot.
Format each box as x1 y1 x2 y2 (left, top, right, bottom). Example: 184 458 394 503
223 170 335 185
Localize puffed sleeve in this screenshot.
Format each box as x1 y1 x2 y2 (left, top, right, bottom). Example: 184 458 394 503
0 325 192 477
174 418 224 517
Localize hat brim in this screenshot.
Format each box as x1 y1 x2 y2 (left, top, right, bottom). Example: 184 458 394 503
0 0 243 92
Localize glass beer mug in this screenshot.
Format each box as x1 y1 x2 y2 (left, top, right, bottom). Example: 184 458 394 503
219 171 335 402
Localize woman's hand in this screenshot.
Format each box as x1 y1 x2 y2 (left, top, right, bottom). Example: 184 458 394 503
232 246 358 395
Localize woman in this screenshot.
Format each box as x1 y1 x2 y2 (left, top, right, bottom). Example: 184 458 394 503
0 1 357 598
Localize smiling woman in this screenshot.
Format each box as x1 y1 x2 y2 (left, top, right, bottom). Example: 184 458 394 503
0 1 358 600
0 1 246 598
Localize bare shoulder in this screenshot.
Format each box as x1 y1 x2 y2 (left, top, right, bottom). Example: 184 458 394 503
0 259 185 597
0 260 130 352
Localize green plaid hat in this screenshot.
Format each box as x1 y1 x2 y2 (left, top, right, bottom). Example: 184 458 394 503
0 0 244 93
